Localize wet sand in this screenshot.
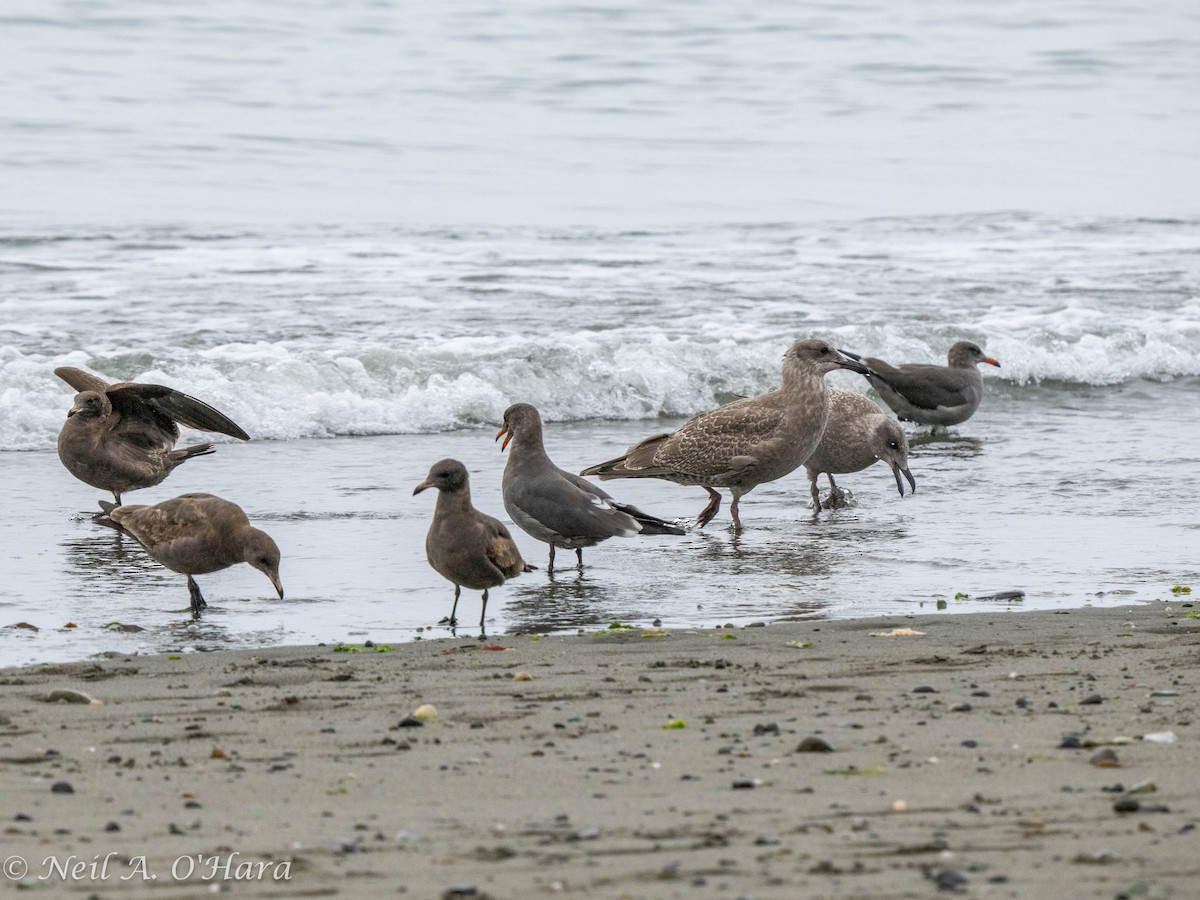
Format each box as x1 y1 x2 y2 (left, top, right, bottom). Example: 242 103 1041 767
1 601 1197 898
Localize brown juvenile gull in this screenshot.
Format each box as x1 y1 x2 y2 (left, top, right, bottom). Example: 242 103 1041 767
496 402 685 574
413 458 533 628
804 389 916 511
92 492 283 617
580 339 870 531
55 366 250 505
840 341 1000 428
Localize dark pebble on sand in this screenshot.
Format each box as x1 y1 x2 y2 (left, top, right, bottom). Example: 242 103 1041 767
796 736 834 753
394 716 425 728
15 813 32 822
442 886 482 899
753 723 780 736
1113 798 1140 813
1060 736 1082 749
961 740 978 748
169 823 185 835
105 821 120 832
50 781 74 794
971 690 990 697
951 703 972 713
912 685 938 694
1015 697 1028 708
732 779 757 790
932 867 970 892
1080 694 1104 705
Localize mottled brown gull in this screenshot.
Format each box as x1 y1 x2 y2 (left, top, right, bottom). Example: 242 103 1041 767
804 389 916 511
55 366 250 504
580 339 870 530
93 492 283 617
497 403 685 574
413 458 533 628
841 341 1000 428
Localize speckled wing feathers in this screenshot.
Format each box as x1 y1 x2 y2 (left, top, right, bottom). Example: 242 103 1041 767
650 401 785 479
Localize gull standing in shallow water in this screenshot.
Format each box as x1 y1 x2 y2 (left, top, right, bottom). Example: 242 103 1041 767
580 339 870 531
413 458 533 629
497 402 685 574
92 493 283 617
55 366 250 505
804 389 916 511
840 341 1000 429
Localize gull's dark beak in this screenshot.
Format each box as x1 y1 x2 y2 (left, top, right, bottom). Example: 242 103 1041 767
413 479 432 496
891 462 917 496
835 350 871 376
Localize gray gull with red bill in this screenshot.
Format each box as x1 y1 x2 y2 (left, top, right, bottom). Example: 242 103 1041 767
840 341 1000 428
497 402 685 574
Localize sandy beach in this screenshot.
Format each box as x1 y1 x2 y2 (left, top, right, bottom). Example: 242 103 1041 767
1 601 1197 898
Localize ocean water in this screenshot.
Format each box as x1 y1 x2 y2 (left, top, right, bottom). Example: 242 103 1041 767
1 1 1198 664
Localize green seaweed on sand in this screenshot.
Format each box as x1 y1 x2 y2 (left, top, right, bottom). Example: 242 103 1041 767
333 643 394 653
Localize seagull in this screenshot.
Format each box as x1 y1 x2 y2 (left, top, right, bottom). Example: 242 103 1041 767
497 402 685 574
93 492 283 617
55 366 249 504
840 341 1000 428
804 389 916 511
414 458 533 628
580 339 869 530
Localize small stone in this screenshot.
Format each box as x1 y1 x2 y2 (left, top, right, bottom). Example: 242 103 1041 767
104 821 120 832
912 685 938 694
795 736 834 753
1059 736 1082 749
1113 798 1140 814
50 781 75 794
950 703 972 713
933 867 969 892
394 716 425 728
512 672 532 682
1128 780 1156 795
1090 748 1121 768
413 704 438 721
961 740 978 748
731 779 757 790
753 723 780 736
1080 694 1104 705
